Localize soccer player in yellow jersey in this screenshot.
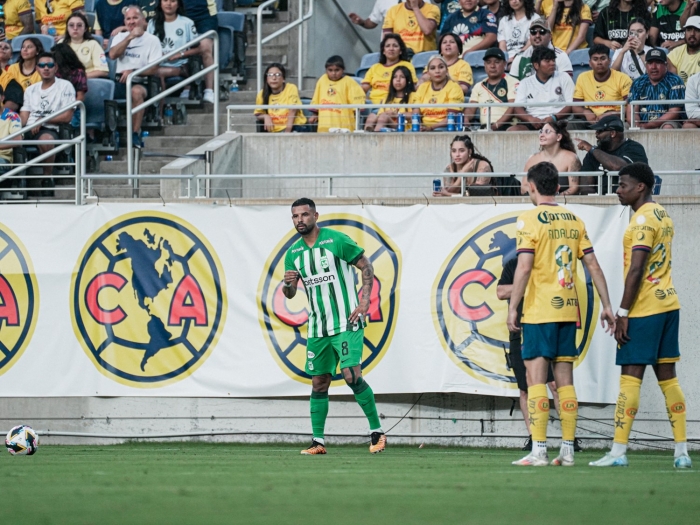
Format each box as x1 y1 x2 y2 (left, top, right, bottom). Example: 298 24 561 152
590 163 692 469
508 161 616 467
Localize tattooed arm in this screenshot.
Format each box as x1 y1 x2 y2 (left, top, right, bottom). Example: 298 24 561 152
349 255 374 323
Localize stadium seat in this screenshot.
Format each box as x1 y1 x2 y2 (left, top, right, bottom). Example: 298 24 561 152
84 79 119 172
412 51 439 77
84 0 95 11
92 34 104 49
217 11 247 91
569 49 591 82
11 34 55 62
464 50 488 84
86 11 96 32
586 25 595 48
356 52 380 79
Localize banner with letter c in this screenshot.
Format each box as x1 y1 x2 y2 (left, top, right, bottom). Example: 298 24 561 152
0 203 626 402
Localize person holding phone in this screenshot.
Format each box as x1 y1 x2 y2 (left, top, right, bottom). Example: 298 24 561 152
611 17 652 79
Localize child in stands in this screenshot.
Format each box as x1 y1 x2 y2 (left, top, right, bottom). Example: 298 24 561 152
309 56 366 133
366 65 417 131
254 63 307 133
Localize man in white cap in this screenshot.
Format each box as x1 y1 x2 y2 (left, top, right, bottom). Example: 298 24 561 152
668 16 700 83
509 17 573 80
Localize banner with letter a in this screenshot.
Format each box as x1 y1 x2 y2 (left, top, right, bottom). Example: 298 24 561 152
0 203 626 402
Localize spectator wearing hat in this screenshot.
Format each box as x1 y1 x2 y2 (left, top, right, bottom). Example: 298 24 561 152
684 71 700 128
508 46 574 130
383 0 441 54
465 48 519 129
575 114 648 193
667 16 700 83
510 17 573 79
441 0 498 53
627 48 685 128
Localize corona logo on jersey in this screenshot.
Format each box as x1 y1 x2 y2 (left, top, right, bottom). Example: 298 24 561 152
0 223 39 376
70 212 227 387
259 214 401 385
432 211 598 388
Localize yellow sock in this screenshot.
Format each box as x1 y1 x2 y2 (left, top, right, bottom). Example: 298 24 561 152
613 375 642 445
558 385 578 442
659 378 687 443
527 384 550 443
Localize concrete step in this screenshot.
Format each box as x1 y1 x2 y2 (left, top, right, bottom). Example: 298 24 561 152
246 44 288 60
136 136 209 150
98 159 171 175
162 124 228 136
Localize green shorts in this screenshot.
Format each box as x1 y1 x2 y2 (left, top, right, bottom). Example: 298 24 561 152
306 330 364 376
522 322 578 363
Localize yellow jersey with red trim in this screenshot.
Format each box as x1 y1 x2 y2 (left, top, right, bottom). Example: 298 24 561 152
623 202 680 317
383 3 441 53
310 74 366 132
254 83 307 133
415 79 464 125
516 203 593 323
448 59 473 87
377 93 418 115
35 0 85 35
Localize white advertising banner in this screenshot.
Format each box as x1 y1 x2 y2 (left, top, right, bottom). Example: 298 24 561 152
0 203 627 402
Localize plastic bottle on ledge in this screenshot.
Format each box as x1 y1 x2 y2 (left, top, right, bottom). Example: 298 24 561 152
47 22 57 37
163 104 173 125
230 81 239 93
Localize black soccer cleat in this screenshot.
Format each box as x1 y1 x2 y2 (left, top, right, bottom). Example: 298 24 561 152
522 436 533 451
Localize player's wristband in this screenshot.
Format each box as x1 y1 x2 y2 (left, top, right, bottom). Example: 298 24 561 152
617 308 629 317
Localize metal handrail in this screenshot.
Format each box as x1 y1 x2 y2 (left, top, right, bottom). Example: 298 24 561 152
125 30 220 177
628 98 700 129
330 0 373 54
257 0 314 92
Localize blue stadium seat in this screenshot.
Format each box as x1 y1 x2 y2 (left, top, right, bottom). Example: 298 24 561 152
84 79 115 132
356 52 380 79
464 50 487 84
86 11 96 32
569 49 591 82
412 50 439 77
84 0 95 12
586 25 595 48
217 11 247 86
91 34 104 49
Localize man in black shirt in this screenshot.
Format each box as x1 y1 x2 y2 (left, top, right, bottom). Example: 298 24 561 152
650 0 687 49
575 114 648 193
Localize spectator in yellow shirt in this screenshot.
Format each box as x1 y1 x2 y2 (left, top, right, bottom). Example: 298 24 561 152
362 33 418 107
3 0 34 41
414 54 464 130
541 0 593 53
0 37 44 107
420 33 474 95
36 0 85 39
62 12 110 79
309 56 366 133
383 0 441 55
367 65 418 131
254 63 307 133
667 16 700 83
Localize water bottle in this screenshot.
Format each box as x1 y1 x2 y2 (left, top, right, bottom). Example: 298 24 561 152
456 112 464 132
106 155 113 161
411 113 420 132
141 130 149 138
433 178 442 193
397 113 405 132
48 22 56 37
230 81 239 93
447 113 455 132
163 105 173 125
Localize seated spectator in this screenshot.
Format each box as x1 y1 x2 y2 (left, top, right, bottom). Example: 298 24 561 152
63 12 109 79
19 51 76 183
668 16 700 83
442 0 498 53
498 0 537 62
572 44 632 125
0 41 13 72
254 63 307 133
684 70 700 128
349 0 429 42
309 56 366 133
509 46 574 130
36 0 85 39
413 55 464 130
182 0 216 104
574 114 648 193
611 17 652 79
54 43 87 128
420 33 474 95
433 134 494 196
108 5 163 148
484 0 507 25
362 34 418 108
369 65 418 131
0 85 21 174
510 17 573 79
437 0 462 32
95 0 130 49
523 120 582 194
465 48 519 129
541 0 593 54
383 0 441 55
650 0 686 50
0 37 44 92
626 48 685 128
3 0 34 41
593 0 650 50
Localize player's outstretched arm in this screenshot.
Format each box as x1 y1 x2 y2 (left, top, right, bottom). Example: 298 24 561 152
349 255 374 323
614 249 649 345
507 253 533 333
282 271 300 299
582 252 616 335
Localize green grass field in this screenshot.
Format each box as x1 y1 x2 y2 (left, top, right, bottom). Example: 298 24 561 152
1 443 698 524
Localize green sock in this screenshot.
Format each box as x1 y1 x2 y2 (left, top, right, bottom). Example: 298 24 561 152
310 391 329 440
354 382 382 431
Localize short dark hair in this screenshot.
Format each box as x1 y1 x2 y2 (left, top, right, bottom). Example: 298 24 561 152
291 197 316 210
619 162 655 193
527 161 559 196
531 46 556 64
325 55 345 70
37 51 55 62
438 32 463 57
588 44 610 58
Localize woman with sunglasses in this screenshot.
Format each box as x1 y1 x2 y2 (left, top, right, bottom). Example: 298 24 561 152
253 63 307 133
0 37 44 91
509 18 574 80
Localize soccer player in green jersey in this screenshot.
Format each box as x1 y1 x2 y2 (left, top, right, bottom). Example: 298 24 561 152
283 198 386 455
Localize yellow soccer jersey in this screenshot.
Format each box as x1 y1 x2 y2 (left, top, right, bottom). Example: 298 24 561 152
69 39 109 74
574 69 632 116
383 3 441 53
415 79 464 125
35 0 85 35
254 83 307 133
516 204 594 324
362 61 418 105
4 0 33 40
0 62 41 90
668 45 700 84
448 59 474 87
310 74 366 132
623 203 680 317
541 0 592 51
378 93 418 114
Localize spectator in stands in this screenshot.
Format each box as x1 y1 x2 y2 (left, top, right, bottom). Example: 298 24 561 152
383 0 441 55
95 0 129 49
433 134 494 196
572 44 632 125
683 71 700 127
650 0 686 50
498 0 537 62
523 120 582 194
442 0 498 53
0 41 13 72
349 0 438 40
483 0 507 25
3 0 34 41
593 0 650 50
420 32 473 94
362 34 418 108
20 51 76 181
509 17 573 79
465 48 519 129
0 37 44 92
541 0 593 54
182 0 216 104
414 55 464 130
509 46 574 129
308 56 366 133
582 0 609 24
0 85 21 174
368 65 418 131
254 63 307 133
3 80 25 112
575 114 648 193
680 0 698 28
63 12 109 79
36 0 86 40
668 16 700 83
109 5 162 148
54 43 87 128
436 0 462 31
626 48 685 128
611 17 652 79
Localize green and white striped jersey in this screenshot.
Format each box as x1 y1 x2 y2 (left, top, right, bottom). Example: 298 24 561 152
284 228 365 338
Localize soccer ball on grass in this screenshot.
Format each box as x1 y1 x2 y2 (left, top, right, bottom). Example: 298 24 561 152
5 425 39 456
